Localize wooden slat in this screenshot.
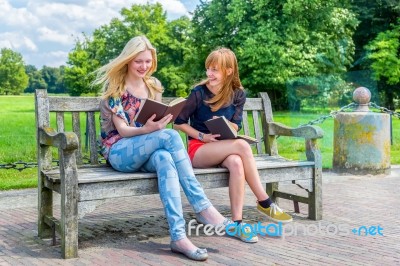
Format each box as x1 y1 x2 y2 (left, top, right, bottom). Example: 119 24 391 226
273 191 309 204
44 215 61 235
49 97 101 112
252 110 263 154
44 156 315 184
87 112 98 165
243 98 263 111
242 110 250 136
56 112 64 132
44 170 314 202
72 112 82 165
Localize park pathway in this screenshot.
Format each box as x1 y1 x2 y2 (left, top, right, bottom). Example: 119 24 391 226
0 167 399 265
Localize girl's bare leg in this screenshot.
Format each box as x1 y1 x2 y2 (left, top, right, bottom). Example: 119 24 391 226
193 140 268 220
220 155 245 221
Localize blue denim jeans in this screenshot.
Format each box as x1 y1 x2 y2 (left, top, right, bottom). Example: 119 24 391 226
108 129 212 241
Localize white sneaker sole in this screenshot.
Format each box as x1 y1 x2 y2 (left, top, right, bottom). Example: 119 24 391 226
231 233 258 243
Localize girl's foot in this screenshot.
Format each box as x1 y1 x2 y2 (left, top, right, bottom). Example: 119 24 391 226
172 237 197 251
197 206 229 225
170 238 208 261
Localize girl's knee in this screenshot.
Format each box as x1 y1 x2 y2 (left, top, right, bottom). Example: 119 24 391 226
152 149 173 163
164 128 181 139
235 139 253 155
163 129 184 145
224 155 244 173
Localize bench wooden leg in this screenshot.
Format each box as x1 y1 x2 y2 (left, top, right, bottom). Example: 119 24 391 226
293 201 300 213
60 150 79 259
265 182 279 205
308 168 322 220
38 177 53 238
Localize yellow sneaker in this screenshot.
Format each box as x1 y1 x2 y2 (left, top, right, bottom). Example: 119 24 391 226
257 203 293 223
226 222 258 243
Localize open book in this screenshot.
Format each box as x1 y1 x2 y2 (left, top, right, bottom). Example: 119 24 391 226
204 116 258 144
134 97 187 124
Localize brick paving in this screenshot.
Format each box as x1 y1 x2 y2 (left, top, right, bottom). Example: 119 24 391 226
0 167 399 265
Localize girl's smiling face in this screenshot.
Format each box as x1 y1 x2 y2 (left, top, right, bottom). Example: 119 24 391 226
128 50 153 79
206 65 224 89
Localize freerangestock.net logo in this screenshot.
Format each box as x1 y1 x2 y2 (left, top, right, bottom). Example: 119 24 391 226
187 219 384 240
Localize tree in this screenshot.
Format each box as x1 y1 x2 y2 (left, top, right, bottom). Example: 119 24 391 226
350 0 400 108
158 16 193 97
190 0 358 109
350 0 400 68
66 3 193 96
41 66 62 94
24 65 47 93
366 18 400 109
64 39 99 96
56 66 68 94
0 48 29 95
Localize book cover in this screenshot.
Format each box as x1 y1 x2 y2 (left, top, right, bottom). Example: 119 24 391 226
204 116 258 144
134 97 187 124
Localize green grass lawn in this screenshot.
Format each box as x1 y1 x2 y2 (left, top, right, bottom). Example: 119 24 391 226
0 95 399 190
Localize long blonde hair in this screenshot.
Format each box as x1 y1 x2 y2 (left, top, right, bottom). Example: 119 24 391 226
198 48 243 111
93 35 162 99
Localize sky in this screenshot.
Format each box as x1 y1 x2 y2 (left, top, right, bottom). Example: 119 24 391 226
0 0 200 69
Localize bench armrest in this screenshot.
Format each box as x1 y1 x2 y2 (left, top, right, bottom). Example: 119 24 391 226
39 127 79 151
268 122 324 139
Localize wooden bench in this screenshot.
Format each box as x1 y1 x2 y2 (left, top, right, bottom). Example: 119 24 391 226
34 89 323 259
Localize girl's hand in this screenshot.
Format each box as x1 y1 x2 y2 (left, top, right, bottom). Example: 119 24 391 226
203 133 221 143
143 114 173 133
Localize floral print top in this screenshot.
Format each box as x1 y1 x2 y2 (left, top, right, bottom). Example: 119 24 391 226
99 91 143 160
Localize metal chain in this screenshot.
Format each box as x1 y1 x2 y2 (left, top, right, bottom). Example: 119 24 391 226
369 102 400 118
0 157 107 171
298 102 357 127
0 161 38 171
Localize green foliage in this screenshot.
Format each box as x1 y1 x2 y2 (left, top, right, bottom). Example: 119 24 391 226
24 65 47 93
65 40 100 96
189 0 359 109
65 3 193 96
350 0 400 109
350 0 400 66
366 18 400 85
0 48 29 95
41 66 66 94
159 17 193 96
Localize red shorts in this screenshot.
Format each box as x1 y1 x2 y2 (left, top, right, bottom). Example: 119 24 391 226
188 139 205 162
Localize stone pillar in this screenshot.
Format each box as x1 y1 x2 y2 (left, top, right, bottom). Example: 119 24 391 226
332 87 391 175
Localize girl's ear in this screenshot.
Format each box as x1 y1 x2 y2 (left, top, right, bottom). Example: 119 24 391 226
226 68 233 76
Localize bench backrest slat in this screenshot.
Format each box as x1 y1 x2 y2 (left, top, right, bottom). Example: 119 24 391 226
56 112 65 132
87 112 98 165
35 90 274 168
48 97 101 112
72 112 83 165
252 110 263 153
242 111 250 136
